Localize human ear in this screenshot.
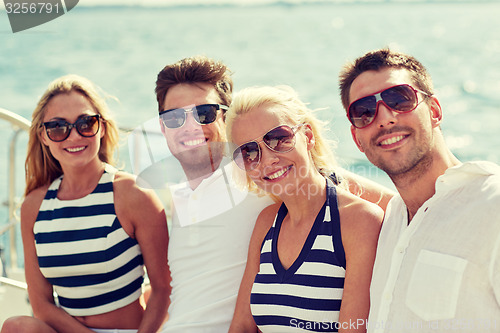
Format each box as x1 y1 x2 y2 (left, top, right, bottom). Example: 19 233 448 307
428 96 443 128
159 118 167 137
40 128 50 146
350 125 365 153
303 124 315 150
100 118 105 139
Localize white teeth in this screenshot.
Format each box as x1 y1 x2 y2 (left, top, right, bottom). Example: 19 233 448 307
183 138 205 146
66 147 85 152
267 167 288 180
380 135 405 146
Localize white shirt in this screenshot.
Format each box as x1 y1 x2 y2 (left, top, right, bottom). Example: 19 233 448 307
368 161 500 333
169 159 250 227
162 158 273 333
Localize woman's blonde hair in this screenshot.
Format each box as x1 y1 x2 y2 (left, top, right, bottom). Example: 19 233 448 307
25 74 119 195
226 85 346 197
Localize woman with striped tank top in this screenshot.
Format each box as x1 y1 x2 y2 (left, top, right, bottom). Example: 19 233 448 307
226 86 384 333
1 75 169 333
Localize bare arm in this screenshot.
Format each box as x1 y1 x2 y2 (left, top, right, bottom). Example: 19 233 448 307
21 188 96 333
229 204 280 333
339 168 395 211
337 189 383 333
114 172 170 333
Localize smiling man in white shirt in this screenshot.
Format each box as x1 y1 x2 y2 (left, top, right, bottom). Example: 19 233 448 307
138 56 274 333
339 48 500 332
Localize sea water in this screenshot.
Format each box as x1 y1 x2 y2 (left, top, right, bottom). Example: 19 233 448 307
1 1 500 266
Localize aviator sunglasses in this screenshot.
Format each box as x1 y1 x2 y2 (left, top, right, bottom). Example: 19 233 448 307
232 124 305 171
43 114 101 142
348 84 430 129
159 104 228 129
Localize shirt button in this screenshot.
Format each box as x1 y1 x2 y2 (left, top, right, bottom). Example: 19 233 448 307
384 293 392 301
398 247 405 254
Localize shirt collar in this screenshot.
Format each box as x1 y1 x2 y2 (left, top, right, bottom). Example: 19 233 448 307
170 157 234 196
435 161 500 193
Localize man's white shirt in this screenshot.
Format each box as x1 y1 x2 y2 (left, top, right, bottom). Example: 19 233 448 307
368 161 500 333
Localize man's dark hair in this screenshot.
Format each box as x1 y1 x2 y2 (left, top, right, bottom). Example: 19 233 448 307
155 55 233 113
339 48 434 111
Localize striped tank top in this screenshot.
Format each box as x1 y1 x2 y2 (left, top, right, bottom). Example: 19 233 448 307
250 180 346 332
34 164 144 316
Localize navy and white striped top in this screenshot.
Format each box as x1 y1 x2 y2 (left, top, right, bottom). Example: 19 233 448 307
250 181 346 332
34 164 144 316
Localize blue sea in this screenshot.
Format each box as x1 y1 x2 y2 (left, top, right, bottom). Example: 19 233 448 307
1 1 500 266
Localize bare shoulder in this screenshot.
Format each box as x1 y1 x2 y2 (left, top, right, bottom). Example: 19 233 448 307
113 171 161 206
113 170 138 189
252 203 281 244
21 186 49 226
112 171 165 232
336 187 383 239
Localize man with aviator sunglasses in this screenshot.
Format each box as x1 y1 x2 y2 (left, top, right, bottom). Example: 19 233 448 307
340 48 500 332
135 56 275 333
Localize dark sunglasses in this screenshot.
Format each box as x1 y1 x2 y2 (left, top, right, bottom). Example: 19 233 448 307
232 124 304 171
43 114 101 142
159 104 228 129
348 84 430 129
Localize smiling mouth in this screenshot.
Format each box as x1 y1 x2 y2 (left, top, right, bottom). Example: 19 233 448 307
182 138 207 147
65 146 86 153
379 135 406 146
265 166 292 180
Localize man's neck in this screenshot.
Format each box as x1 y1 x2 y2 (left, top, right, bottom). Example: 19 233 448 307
392 149 461 223
182 157 223 190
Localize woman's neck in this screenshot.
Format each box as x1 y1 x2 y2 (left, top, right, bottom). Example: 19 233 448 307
58 160 106 199
280 171 327 226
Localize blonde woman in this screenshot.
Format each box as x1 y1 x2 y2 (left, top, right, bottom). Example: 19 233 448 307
1 75 169 333
226 86 383 332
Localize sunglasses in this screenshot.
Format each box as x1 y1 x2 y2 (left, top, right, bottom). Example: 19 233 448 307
232 124 304 171
43 114 101 142
348 84 430 129
159 104 228 129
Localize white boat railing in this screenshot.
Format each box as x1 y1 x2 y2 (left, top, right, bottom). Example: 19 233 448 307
0 108 30 275
0 276 28 290
0 108 31 326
